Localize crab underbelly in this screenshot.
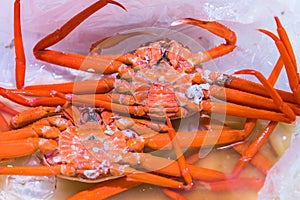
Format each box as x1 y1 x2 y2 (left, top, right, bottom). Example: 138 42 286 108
145 83 179 113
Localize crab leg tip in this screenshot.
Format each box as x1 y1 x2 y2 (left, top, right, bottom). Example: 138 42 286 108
274 16 282 27
257 28 279 41
109 0 127 12
233 69 254 75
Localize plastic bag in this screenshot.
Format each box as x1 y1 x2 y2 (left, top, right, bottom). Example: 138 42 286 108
1 0 300 199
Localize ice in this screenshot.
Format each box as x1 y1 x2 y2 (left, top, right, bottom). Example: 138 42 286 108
0 154 56 200
258 121 300 200
4 176 56 200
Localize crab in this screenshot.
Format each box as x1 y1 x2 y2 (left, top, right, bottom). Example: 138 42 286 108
0 0 299 199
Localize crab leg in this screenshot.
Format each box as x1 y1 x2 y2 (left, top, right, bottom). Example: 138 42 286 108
224 76 297 104
182 120 272 175
67 177 141 200
210 85 300 115
0 165 61 176
0 87 46 107
0 138 57 159
161 188 188 200
24 78 115 94
230 35 295 177
0 117 70 142
233 142 273 175
258 22 300 104
224 17 299 105
234 69 296 121
205 65 297 121
274 17 296 67
165 116 193 188
10 106 58 128
200 178 265 191
33 0 126 75
206 70 297 104
268 57 284 86
201 100 292 123
14 0 26 89
143 129 248 150
126 119 255 153
171 18 236 64
4 89 136 108
0 88 66 107
231 121 278 178
125 171 184 189
132 153 227 182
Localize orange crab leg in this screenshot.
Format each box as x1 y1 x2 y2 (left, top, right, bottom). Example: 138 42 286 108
228 17 299 104
126 171 184 189
234 69 296 121
0 138 57 159
0 88 65 107
71 93 136 106
0 165 61 176
14 0 26 89
200 178 265 191
130 119 255 154
171 18 236 64
210 85 300 115
161 188 188 200
24 78 115 94
6 89 136 107
0 117 68 142
274 17 297 68
29 97 67 107
258 31 300 104
201 100 292 123
0 88 66 107
67 177 141 200
231 121 278 178
225 76 297 104
33 0 126 74
165 116 193 188
10 106 57 128
0 87 40 107
230 28 295 178
268 57 284 86
233 142 273 175
135 153 227 182
144 129 249 150
33 0 126 51
0 127 40 141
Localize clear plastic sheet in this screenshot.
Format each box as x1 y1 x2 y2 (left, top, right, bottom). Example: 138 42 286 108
1 0 300 199
0 154 56 200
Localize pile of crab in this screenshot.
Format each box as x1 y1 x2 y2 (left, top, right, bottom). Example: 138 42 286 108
0 0 299 199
